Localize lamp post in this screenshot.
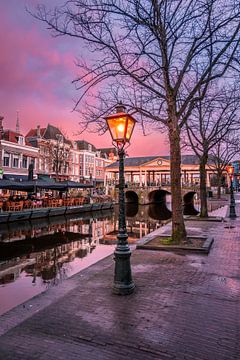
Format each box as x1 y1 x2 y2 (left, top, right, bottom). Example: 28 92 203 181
226 165 236 219
105 103 136 295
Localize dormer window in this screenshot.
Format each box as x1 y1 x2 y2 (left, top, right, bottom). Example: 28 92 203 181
56 134 64 143
18 136 25 145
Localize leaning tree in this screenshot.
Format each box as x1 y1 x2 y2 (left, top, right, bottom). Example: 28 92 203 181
184 84 239 217
33 0 240 243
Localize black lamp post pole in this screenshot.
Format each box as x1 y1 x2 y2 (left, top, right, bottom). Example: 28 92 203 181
229 176 237 219
230 176 235 204
113 146 135 295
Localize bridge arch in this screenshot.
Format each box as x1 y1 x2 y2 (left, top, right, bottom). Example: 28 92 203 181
183 191 199 215
148 189 170 204
126 203 139 217
148 203 172 220
125 190 139 204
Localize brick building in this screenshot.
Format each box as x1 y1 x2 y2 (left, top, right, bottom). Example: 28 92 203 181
71 140 116 185
0 116 39 181
26 124 72 181
26 125 116 184
0 117 116 184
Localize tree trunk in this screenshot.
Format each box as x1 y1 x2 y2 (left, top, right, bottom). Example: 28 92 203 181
168 120 187 243
217 171 222 199
199 157 208 217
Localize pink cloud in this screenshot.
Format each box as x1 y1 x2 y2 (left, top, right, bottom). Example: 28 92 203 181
0 1 169 156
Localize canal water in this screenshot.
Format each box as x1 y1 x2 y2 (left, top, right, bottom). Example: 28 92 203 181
0 203 172 316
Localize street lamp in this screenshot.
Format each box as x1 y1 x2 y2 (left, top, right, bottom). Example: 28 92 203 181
226 165 236 219
105 103 136 295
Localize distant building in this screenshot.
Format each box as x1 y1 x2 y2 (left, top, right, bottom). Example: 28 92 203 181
71 141 116 185
105 154 222 187
0 116 38 181
26 128 116 184
26 124 72 181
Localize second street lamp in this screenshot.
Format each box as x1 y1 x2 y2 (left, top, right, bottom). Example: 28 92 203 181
105 103 136 295
226 165 236 219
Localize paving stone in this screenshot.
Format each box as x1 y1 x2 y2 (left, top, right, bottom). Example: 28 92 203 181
0 197 240 359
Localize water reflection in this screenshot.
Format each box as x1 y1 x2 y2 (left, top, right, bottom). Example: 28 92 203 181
0 204 172 315
183 191 199 215
148 203 172 220
102 203 171 244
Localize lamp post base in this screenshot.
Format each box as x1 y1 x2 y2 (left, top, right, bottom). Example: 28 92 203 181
113 248 135 295
112 282 135 295
229 204 237 219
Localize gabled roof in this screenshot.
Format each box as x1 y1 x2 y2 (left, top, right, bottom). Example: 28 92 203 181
107 156 159 168
44 124 62 140
75 140 96 152
2 130 24 143
26 128 46 138
1 128 34 147
106 154 213 168
26 124 71 145
160 155 201 165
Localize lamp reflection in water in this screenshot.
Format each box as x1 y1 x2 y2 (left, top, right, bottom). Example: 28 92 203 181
105 102 137 295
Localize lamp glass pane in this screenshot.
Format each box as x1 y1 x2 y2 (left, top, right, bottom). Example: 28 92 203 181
107 117 127 142
126 117 136 141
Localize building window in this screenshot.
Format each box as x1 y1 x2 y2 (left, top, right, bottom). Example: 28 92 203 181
13 156 19 168
3 153 10 167
18 136 25 145
88 144 92 151
30 158 35 168
22 156 28 168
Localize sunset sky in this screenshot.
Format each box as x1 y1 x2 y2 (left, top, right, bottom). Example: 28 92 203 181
0 0 169 156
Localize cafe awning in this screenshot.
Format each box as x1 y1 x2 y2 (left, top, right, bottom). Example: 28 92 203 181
0 179 94 192
0 180 34 191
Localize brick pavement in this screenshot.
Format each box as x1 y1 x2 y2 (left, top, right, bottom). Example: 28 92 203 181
0 200 240 359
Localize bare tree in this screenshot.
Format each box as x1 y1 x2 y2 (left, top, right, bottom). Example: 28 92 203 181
45 135 72 181
32 0 240 243
210 134 240 198
185 85 239 217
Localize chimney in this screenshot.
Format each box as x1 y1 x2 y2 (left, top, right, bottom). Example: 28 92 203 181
37 125 41 138
0 116 4 139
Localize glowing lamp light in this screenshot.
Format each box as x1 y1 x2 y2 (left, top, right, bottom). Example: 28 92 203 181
105 103 137 146
226 165 234 175
117 123 125 133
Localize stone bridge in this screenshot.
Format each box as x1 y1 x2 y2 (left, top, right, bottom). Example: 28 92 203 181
108 185 200 215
